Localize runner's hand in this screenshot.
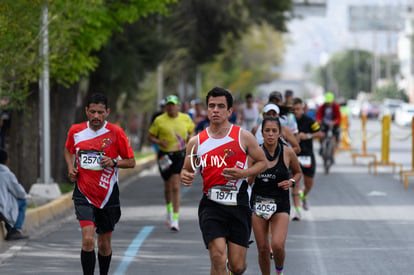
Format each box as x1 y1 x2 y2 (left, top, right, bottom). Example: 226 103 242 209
222 167 244 180
181 170 195 186
278 180 291 190
67 167 78 182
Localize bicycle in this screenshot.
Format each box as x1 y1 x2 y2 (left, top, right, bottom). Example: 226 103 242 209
321 125 335 174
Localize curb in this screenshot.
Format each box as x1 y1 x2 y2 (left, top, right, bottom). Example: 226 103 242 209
0 154 156 246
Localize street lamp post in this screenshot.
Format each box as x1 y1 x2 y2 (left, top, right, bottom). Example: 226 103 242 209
29 2 61 204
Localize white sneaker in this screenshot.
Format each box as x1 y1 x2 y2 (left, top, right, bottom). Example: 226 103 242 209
292 210 301 221
170 219 179 231
166 212 173 227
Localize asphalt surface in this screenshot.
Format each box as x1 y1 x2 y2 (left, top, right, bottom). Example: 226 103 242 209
1 118 414 275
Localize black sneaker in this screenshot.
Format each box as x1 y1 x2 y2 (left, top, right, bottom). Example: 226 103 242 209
6 229 29 241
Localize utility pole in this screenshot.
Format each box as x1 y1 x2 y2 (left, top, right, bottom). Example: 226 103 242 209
29 1 61 204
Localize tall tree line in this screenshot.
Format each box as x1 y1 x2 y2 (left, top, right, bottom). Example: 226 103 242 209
0 0 291 190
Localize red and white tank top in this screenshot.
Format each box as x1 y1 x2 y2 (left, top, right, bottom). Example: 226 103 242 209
65 121 134 208
197 125 248 194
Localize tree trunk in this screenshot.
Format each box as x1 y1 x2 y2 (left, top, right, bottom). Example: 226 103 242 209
8 86 40 192
50 83 80 183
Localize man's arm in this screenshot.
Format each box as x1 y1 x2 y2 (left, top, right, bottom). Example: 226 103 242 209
281 125 300 154
222 129 267 180
64 147 78 182
181 136 198 186
148 133 168 148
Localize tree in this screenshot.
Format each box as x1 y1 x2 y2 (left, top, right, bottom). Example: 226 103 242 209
313 50 374 99
200 23 285 101
0 0 175 188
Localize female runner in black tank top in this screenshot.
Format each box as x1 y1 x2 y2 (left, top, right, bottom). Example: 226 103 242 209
249 117 302 275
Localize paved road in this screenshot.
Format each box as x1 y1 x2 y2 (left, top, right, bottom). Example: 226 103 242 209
1 118 414 274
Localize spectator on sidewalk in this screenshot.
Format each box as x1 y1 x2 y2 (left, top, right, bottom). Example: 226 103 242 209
0 148 29 241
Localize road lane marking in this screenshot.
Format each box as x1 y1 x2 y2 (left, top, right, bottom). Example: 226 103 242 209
114 225 154 275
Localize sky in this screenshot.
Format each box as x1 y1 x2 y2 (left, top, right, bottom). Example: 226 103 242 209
282 0 412 79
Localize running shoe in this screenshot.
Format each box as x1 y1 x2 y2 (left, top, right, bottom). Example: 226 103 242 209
302 199 309 211
170 219 179 231
166 212 173 227
291 210 301 221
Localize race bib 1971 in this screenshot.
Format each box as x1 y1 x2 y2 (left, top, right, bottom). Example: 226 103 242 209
79 150 105 171
208 185 238 206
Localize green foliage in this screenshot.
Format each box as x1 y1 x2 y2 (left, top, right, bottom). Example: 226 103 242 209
374 82 408 102
200 23 285 100
0 0 175 104
314 49 374 99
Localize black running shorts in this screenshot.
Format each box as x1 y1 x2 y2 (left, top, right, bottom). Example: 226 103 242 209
73 183 121 234
198 195 252 249
300 154 316 178
74 201 121 234
158 150 185 181
250 193 291 216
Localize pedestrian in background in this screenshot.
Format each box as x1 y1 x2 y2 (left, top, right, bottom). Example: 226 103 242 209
64 93 136 275
181 87 266 275
291 97 323 218
238 93 260 131
284 90 294 107
0 148 29 241
148 94 194 231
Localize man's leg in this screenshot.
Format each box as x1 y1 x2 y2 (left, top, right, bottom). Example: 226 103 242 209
227 241 248 275
291 181 302 218
208 237 228 275
301 175 314 210
166 173 181 230
14 199 27 230
81 225 96 275
97 232 112 275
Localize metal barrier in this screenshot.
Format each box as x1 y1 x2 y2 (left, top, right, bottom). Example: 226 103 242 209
399 117 414 188
351 115 377 164
368 114 402 174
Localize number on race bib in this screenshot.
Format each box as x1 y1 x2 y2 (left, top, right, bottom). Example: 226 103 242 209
208 185 238 206
78 150 105 171
253 195 277 220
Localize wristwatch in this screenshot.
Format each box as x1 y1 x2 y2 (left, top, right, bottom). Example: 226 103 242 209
306 133 312 139
289 178 296 188
112 158 118 167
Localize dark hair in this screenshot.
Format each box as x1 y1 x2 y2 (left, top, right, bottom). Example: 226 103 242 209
285 90 294 97
268 91 282 103
292 97 303 105
0 148 8 164
261 116 281 133
87 93 108 109
206 87 233 109
245 93 253 100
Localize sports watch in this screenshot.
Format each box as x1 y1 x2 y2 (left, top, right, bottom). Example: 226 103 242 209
112 158 118 167
289 178 296 188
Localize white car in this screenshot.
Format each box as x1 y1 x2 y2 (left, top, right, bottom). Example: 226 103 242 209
378 98 403 121
394 103 414 127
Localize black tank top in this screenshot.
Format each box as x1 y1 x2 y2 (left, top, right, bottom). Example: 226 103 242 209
252 144 290 200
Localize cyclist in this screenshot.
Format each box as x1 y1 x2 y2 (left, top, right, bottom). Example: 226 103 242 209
315 92 341 156
291 98 323 215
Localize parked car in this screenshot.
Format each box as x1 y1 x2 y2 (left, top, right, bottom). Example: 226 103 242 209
378 98 403 121
394 103 414 127
360 101 380 119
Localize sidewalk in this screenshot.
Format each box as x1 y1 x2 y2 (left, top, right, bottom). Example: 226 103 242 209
0 155 156 246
